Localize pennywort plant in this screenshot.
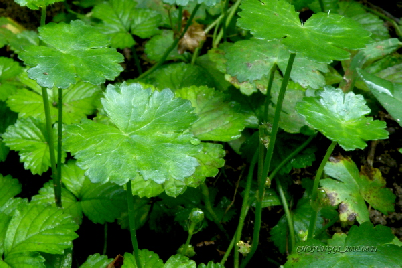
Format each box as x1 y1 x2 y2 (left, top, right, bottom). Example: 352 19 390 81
0 0 401 267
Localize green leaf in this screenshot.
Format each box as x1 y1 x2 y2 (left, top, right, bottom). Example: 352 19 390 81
2 252 45 268
14 0 62 10
79 253 112 268
296 87 388 150
321 157 395 223
0 175 22 210
145 31 183 62
285 222 402 267
7 81 101 124
0 57 24 101
63 83 206 195
195 53 232 92
162 0 219 7
338 1 389 41
138 63 216 91
0 102 18 161
224 39 328 88
122 250 164 268
238 0 371 62
175 85 249 141
131 8 162 38
164 254 196 268
4 203 78 256
2 117 66 175
198 261 224 268
358 68 402 127
91 0 137 48
19 20 124 89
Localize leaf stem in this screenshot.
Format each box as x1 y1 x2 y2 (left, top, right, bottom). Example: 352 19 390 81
201 183 230 240
213 0 242 48
40 6 46 26
234 151 258 268
137 4 201 80
276 179 295 253
55 88 63 208
127 180 142 268
131 46 143 74
318 0 325 12
41 87 60 207
307 140 337 240
240 53 296 268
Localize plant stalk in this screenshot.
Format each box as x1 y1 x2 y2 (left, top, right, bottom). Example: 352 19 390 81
40 6 46 26
126 180 142 268
213 0 242 47
307 140 337 240
276 179 295 253
240 53 296 268
55 88 63 207
137 4 201 80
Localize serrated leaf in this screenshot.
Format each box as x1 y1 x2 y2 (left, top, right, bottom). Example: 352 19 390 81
0 57 24 101
4 203 78 256
198 261 224 268
238 0 371 62
358 68 402 127
7 81 101 124
285 222 402 267
2 117 67 175
138 62 216 91
162 0 219 7
122 250 164 268
91 0 137 48
0 102 18 161
14 0 62 10
145 31 183 61
0 175 22 209
63 83 206 196
338 1 389 41
296 87 388 150
19 20 123 88
224 39 328 88
321 157 395 223
80 253 112 268
175 85 248 141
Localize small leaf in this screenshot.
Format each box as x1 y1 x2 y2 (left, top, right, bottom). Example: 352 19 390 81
4 203 78 256
358 68 402 127
80 253 113 268
19 20 124 88
321 157 395 223
296 87 388 150
238 0 371 62
145 31 183 62
131 9 162 38
164 254 196 268
2 117 66 175
0 57 24 101
122 250 164 268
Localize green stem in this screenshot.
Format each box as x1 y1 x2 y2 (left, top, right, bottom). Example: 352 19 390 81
221 233 236 265
40 6 46 26
240 53 296 268
137 4 201 80
177 6 183 36
221 0 229 42
213 0 242 47
132 46 143 74
318 0 325 12
55 88 63 208
264 64 277 122
41 87 60 207
276 179 295 253
127 180 142 268
307 140 337 240
234 151 258 268
201 183 230 240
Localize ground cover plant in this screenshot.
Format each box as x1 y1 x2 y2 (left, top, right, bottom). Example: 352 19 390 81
0 0 402 267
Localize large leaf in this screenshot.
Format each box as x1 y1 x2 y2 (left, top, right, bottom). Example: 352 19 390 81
321 157 395 223
19 20 123 89
7 81 101 124
2 117 66 175
175 85 249 141
285 222 402 267
358 68 402 127
238 0 371 62
296 87 388 150
4 202 78 256
224 39 328 88
63 83 212 196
